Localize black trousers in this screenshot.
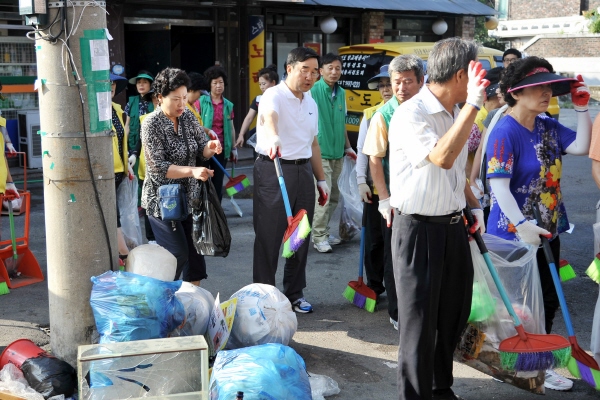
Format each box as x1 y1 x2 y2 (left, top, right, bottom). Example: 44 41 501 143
392 213 473 400
537 236 561 334
364 193 385 294
148 214 207 282
382 215 399 322
252 157 315 303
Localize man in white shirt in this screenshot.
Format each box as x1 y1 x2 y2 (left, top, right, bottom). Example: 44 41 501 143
253 47 328 314
388 38 488 400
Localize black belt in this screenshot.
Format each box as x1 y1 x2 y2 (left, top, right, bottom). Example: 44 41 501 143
403 211 463 224
257 154 310 165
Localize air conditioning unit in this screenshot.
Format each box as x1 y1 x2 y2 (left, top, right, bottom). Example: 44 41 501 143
18 110 42 169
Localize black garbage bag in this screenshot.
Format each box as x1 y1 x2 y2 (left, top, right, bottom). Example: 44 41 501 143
192 180 231 257
21 354 76 399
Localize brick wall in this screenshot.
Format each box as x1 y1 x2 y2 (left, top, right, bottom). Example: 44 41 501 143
362 12 384 43
509 0 580 20
455 16 476 40
526 37 600 57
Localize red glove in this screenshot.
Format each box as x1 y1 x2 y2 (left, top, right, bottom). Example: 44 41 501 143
317 180 329 207
4 182 19 200
570 74 590 111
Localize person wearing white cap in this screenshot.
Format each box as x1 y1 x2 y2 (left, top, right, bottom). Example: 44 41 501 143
486 56 592 391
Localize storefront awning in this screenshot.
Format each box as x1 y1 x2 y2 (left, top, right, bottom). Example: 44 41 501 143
300 0 496 15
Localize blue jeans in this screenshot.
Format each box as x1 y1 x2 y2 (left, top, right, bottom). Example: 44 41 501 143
148 214 207 282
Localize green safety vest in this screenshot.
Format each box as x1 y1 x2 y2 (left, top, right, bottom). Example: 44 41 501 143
127 94 154 151
374 96 399 186
311 79 347 159
200 95 234 159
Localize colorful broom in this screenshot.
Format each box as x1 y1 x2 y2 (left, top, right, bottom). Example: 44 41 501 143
274 157 311 258
343 203 376 312
0 281 8 295
211 157 250 196
465 208 571 371
559 259 576 282
533 204 600 390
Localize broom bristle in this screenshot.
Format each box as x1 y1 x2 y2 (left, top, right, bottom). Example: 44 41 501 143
225 176 250 196
281 215 311 258
343 285 356 303
568 356 600 389
587 256 600 284
282 239 293 258
500 346 571 371
364 297 376 313
559 264 577 282
0 281 9 295
352 292 367 309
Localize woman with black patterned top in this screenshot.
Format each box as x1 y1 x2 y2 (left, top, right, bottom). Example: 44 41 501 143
141 68 222 285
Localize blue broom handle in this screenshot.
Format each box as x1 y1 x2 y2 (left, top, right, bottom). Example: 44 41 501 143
274 157 293 218
532 203 576 337
464 208 524 327
211 156 232 179
359 202 368 278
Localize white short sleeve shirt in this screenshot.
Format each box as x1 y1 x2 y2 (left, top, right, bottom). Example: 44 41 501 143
255 81 319 160
388 86 467 216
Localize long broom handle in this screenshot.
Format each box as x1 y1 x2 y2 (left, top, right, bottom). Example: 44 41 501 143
274 157 293 219
8 200 17 258
532 203 576 337
211 156 232 179
464 208 524 328
358 203 368 279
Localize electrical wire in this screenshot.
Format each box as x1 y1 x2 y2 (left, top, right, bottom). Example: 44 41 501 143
59 3 115 272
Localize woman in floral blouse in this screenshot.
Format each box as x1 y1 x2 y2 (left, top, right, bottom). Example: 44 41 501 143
485 56 592 390
141 68 222 285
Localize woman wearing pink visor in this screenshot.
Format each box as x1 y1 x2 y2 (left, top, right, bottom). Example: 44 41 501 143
485 56 592 391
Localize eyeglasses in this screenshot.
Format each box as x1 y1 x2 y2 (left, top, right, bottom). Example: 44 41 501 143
503 57 519 64
299 68 320 79
377 83 392 89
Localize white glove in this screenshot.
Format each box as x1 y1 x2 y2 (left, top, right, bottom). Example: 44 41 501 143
267 135 282 159
471 208 485 234
127 163 134 180
470 180 483 199
358 183 372 203
230 148 238 163
345 147 357 161
316 180 329 207
466 60 489 110
5 182 19 199
378 197 392 227
6 142 16 154
208 129 218 140
128 154 136 169
515 221 551 246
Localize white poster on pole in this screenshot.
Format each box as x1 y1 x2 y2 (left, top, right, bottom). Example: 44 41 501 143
89 39 110 71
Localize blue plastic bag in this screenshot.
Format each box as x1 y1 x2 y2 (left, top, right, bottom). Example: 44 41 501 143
209 344 311 400
90 271 185 343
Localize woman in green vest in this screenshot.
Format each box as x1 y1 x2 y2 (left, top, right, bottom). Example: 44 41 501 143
200 66 236 201
125 70 155 174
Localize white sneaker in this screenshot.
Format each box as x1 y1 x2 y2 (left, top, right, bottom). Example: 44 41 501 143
544 369 573 391
292 298 313 313
148 240 157 245
328 235 342 246
313 240 332 253
390 317 398 331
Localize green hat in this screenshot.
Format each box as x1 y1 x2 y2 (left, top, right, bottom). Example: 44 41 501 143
128 73 154 85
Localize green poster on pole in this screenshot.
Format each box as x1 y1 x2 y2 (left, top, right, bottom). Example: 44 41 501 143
80 29 111 133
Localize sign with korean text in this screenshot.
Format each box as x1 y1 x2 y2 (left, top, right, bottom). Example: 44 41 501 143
248 15 265 130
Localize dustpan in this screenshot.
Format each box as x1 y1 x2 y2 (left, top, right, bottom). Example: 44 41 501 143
0 191 44 289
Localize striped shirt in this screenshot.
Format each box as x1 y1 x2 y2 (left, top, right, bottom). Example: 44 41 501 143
388 86 467 216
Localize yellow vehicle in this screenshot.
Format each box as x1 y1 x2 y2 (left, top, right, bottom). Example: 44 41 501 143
338 42 559 141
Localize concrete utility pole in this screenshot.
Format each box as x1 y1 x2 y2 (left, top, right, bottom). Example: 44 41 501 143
35 2 117 365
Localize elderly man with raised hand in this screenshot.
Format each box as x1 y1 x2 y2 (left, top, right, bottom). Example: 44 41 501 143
253 47 328 314
362 55 425 331
388 38 489 400
355 64 393 303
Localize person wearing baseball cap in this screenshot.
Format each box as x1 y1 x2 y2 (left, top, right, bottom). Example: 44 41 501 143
485 56 591 392
125 70 155 189
356 64 392 309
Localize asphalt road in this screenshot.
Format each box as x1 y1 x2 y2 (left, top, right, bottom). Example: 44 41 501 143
1 107 600 399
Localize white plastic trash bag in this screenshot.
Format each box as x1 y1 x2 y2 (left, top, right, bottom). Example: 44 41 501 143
309 372 340 400
227 283 298 349
117 176 143 250
337 156 362 229
170 282 215 337
0 362 45 400
125 243 177 281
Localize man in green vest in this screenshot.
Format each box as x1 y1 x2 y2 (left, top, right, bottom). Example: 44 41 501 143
311 53 357 253
362 54 425 330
